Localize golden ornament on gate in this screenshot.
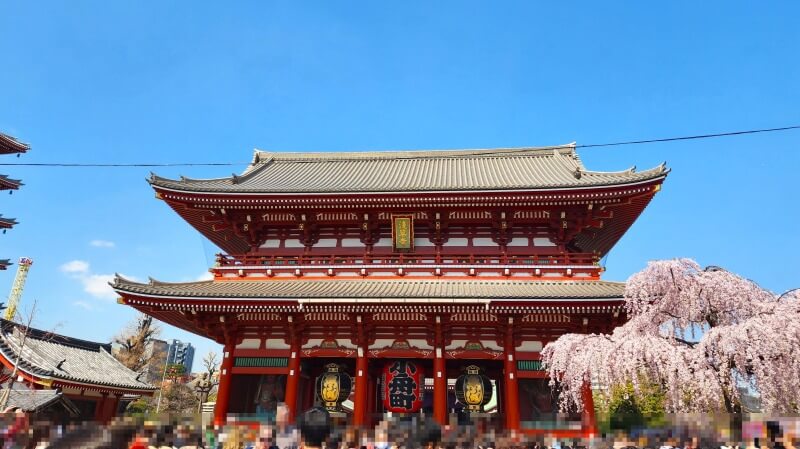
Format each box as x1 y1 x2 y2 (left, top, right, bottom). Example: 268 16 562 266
315 363 353 412
454 365 493 413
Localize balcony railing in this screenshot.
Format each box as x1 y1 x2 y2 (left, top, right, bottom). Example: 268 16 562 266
210 252 602 279
215 252 599 268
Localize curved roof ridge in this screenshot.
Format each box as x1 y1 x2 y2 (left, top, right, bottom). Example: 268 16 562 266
253 143 577 162
581 161 668 177
130 275 214 287
149 173 233 185
235 150 275 181
148 143 667 194
178 175 233 183
1 318 109 353
551 147 585 171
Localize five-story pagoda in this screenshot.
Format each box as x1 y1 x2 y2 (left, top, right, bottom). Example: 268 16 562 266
113 144 667 434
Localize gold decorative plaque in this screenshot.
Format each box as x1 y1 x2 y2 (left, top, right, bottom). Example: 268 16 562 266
391 215 414 252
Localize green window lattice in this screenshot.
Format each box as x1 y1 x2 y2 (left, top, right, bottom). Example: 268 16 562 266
517 360 544 371
233 357 289 368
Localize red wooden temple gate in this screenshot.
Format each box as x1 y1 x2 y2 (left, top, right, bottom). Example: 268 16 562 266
114 144 667 435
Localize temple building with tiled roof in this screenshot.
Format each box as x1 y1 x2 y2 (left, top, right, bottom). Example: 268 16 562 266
114 143 668 435
0 319 156 421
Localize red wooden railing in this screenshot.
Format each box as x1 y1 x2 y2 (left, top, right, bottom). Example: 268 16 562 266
215 252 599 267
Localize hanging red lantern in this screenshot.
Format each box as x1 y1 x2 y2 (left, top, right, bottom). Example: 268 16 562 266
382 360 424 413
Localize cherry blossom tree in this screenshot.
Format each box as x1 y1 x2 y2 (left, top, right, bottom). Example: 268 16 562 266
541 259 800 414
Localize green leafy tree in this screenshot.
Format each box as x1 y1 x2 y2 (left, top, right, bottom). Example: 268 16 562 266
165 363 186 382
595 379 667 433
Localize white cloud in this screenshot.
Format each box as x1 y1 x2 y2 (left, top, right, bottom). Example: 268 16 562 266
196 271 214 281
60 260 89 274
83 274 118 300
89 240 115 248
73 301 94 311
60 260 136 301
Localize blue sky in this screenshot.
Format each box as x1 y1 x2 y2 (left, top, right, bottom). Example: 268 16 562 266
1 2 799 372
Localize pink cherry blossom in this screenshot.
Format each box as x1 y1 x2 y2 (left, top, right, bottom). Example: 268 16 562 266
541 259 800 413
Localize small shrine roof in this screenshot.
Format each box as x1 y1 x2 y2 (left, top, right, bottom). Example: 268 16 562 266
0 133 30 155
2 387 80 415
150 144 667 194
0 175 22 190
0 319 157 393
0 216 18 228
113 276 625 302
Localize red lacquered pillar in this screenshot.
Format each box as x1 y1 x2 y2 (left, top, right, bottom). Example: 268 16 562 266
284 341 302 422
94 393 108 422
433 353 447 424
214 342 235 425
108 393 121 421
433 315 448 424
353 345 369 426
582 381 597 436
503 318 520 431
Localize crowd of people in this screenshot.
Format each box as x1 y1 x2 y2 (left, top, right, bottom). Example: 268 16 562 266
0 406 797 449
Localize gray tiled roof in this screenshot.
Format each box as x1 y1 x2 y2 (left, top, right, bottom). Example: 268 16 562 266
3 387 79 415
113 276 625 301
0 320 157 392
150 145 667 194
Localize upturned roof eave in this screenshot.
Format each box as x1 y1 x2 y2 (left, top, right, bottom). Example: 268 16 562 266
0 133 31 154
112 276 627 302
149 171 668 196
145 144 668 195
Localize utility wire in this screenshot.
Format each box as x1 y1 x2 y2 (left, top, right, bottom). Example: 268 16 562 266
1 124 798 168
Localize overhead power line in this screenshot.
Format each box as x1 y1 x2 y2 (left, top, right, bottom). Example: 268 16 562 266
1 124 798 168
576 124 800 148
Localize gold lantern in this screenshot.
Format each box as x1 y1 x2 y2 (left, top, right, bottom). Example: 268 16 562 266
315 363 353 412
454 365 493 413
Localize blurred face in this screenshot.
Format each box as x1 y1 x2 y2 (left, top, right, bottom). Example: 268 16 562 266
276 403 289 425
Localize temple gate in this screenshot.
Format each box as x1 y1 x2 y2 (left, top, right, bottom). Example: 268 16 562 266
113 144 667 435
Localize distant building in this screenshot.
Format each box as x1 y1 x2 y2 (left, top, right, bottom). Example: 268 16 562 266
167 339 195 374
149 338 168 355
144 338 169 382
